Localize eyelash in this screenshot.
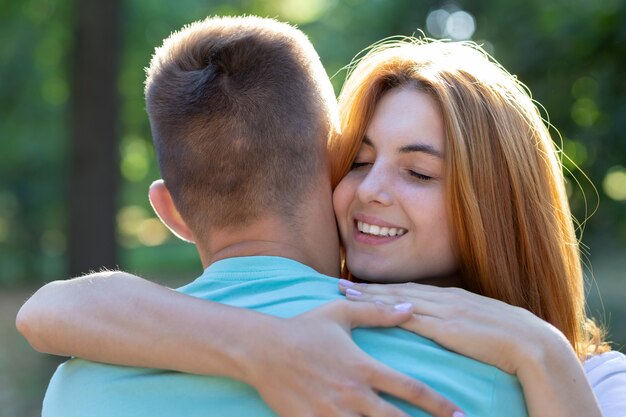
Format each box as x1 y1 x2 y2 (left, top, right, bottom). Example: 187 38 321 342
351 162 433 181
350 162 370 170
408 170 433 181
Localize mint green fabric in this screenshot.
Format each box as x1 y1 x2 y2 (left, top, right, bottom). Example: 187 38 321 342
43 256 528 417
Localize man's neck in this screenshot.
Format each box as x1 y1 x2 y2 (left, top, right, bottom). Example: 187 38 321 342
206 239 338 276
197 186 341 277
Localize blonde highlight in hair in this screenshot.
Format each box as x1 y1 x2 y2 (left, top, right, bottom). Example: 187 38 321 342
330 38 608 359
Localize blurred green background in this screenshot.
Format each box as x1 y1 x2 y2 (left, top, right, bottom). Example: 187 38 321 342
1 0 625 415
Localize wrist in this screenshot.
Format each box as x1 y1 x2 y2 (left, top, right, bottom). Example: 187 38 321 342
515 321 573 383
229 314 285 386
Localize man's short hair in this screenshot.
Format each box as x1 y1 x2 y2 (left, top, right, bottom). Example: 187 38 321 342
145 16 337 236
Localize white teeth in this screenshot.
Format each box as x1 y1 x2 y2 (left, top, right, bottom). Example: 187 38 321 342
357 221 407 237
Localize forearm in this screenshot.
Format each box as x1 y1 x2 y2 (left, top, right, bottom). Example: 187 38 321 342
516 330 602 417
15 272 275 381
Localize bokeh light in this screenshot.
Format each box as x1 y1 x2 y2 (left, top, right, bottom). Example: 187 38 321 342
426 6 475 40
120 135 150 182
277 0 335 24
563 139 588 167
571 97 600 127
571 76 598 99
445 11 475 40
117 205 149 247
136 218 170 246
603 166 626 201
117 205 170 247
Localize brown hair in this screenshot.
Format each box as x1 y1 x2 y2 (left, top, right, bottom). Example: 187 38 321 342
145 16 338 237
330 38 607 359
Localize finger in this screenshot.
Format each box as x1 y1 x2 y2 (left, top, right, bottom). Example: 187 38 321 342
343 291 449 320
339 280 447 300
399 314 443 340
337 300 415 329
343 289 398 303
353 392 411 417
371 366 463 417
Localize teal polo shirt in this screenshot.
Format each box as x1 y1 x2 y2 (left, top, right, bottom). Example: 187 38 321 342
43 256 527 417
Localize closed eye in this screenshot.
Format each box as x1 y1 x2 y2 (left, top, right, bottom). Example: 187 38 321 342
408 170 433 181
350 162 371 170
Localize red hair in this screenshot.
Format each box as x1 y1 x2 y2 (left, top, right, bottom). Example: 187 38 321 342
329 39 607 358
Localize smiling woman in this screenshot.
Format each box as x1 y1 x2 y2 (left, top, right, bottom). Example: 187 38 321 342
329 37 626 416
333 88 457 285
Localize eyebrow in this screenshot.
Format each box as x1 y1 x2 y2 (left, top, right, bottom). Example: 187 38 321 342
362 136 443 159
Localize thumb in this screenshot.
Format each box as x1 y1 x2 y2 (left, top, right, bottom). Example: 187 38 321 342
342 300 414 329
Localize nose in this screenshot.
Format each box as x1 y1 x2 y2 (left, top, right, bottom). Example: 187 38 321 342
355 164 393 206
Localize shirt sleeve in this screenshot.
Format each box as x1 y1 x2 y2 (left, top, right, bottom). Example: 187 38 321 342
584 351 626 417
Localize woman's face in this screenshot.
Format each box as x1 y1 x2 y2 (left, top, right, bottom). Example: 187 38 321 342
333 87 459 283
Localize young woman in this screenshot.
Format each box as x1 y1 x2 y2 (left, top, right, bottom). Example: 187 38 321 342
327 39 625 416
18 39 626 416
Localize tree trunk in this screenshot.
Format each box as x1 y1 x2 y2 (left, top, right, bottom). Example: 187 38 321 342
68 0 121 276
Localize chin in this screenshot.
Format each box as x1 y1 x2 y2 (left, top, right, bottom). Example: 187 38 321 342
347 255 459 285
346 260 409 284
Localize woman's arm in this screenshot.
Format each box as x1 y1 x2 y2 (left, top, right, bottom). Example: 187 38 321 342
16 272 462 417
17 272 267 377
340 280 606 417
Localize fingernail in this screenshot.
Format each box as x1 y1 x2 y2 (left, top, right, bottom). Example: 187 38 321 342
339 278 355 288
393 302 413 312
346 288 362 297
452 411 466 417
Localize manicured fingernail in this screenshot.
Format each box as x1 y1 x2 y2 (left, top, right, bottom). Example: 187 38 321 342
339 278 355 288
346 288 362 297
393 302 413 312
452 411 466 417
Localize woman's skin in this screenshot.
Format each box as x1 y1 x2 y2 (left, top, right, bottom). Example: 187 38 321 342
17 56 608 417
339 281 600 417
333 87 458 285
333 86 603 417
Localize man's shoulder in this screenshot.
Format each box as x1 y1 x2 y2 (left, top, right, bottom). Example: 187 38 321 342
43 358 274 417
353 327 528 417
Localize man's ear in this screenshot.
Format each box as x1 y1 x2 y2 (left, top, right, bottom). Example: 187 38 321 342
148 179 196 243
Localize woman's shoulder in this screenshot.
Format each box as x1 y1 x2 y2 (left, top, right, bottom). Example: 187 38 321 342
584 350 626 376
583 350 626 417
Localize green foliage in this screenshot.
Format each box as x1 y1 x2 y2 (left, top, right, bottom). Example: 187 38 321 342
1 0 625 288
0 0 71 284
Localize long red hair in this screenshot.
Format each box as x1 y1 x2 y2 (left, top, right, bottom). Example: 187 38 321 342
328 39 607 359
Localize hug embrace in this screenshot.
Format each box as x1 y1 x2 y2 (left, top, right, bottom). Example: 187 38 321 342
17 15 626 417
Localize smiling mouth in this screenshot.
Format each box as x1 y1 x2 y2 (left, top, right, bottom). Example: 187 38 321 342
356 220 407 237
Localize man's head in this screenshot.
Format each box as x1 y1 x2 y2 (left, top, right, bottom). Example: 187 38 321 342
145 16 338 243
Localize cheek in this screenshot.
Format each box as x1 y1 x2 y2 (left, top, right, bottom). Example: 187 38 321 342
332 177 356 225
404 188 449 234
427 194 458 262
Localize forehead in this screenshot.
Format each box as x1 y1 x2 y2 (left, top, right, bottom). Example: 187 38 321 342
365 87 444 153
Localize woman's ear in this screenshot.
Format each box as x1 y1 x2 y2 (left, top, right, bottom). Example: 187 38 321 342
148 179 196 243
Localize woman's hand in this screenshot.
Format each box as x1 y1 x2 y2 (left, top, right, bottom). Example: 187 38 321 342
338 280 603 417
339 280 558 375
247 300 464 417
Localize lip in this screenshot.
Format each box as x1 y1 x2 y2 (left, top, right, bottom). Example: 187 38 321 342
353 213 404 229
351 213 406 246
